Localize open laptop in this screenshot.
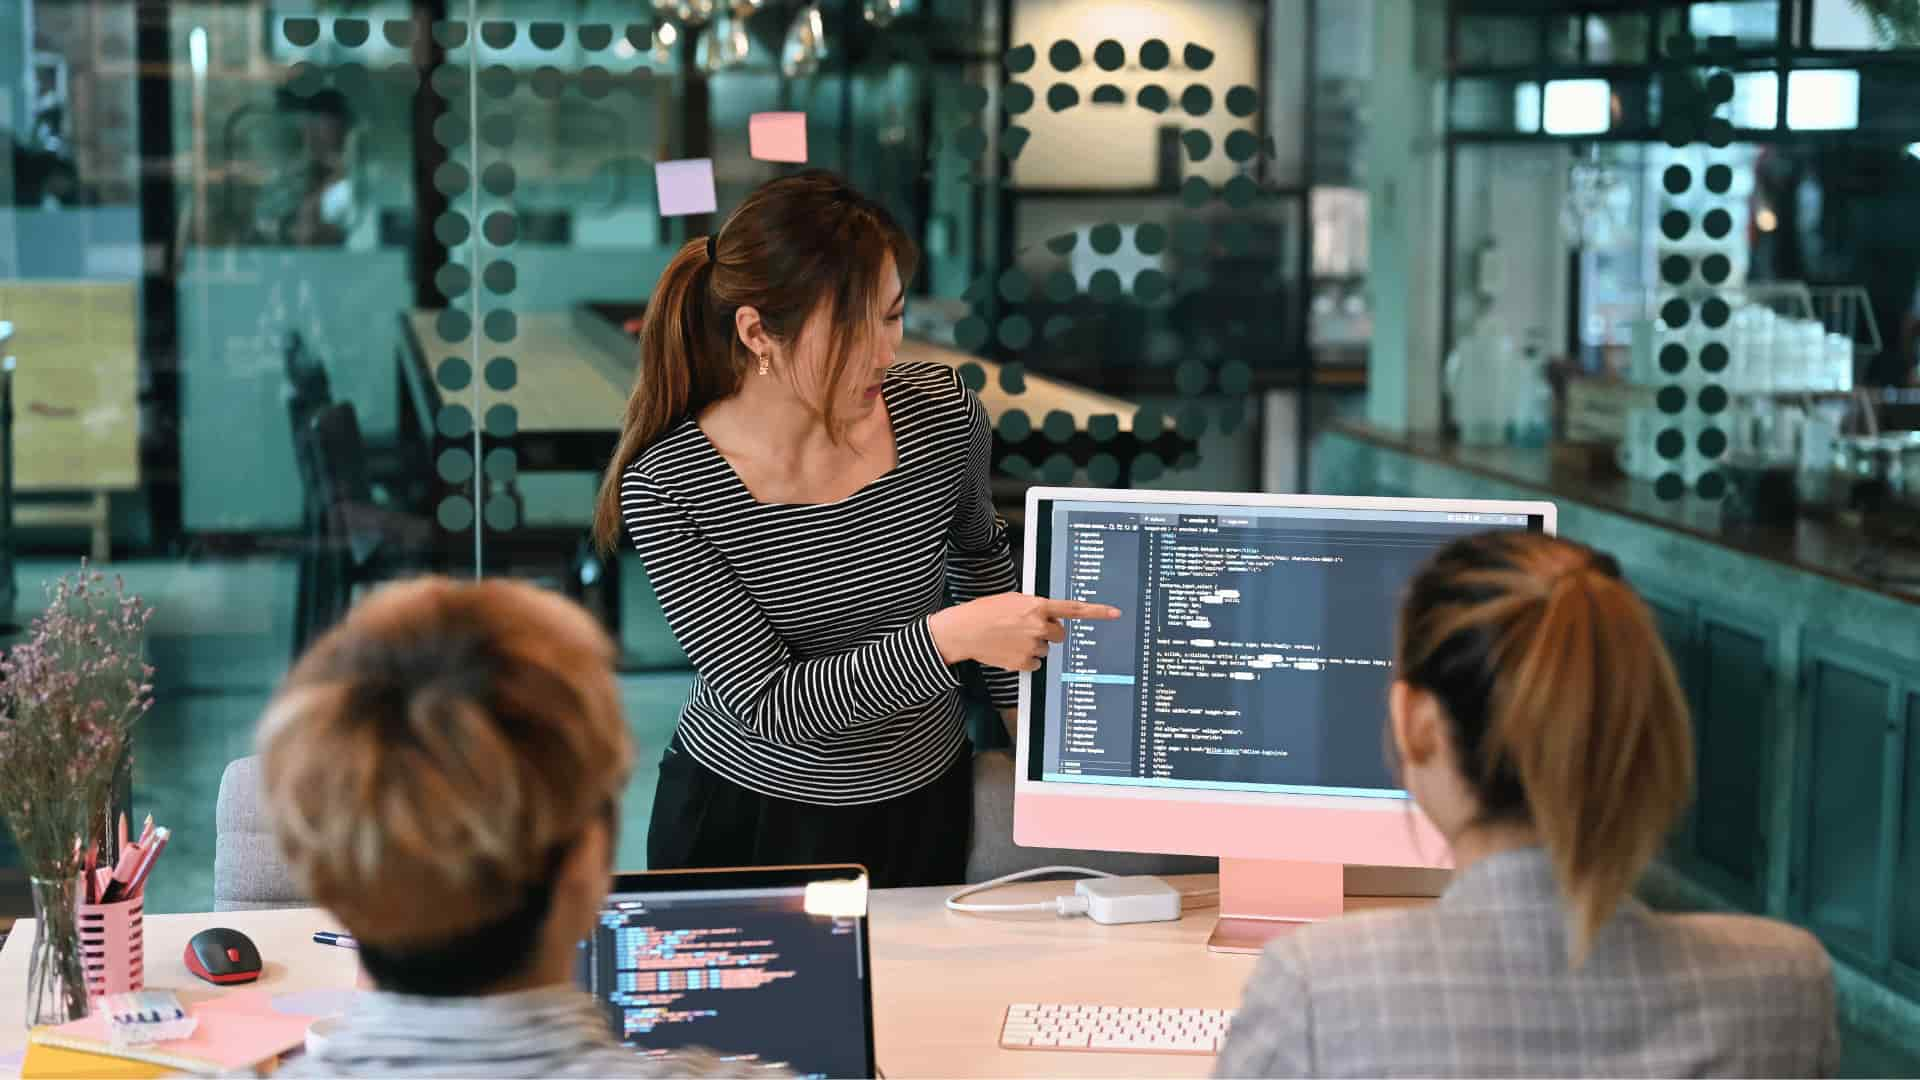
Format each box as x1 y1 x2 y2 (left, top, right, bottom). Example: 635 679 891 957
576 865 877 1079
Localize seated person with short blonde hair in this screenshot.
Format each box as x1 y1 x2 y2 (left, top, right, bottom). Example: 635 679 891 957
260 577 737 1077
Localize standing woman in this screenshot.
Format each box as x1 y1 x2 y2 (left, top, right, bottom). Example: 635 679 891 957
592 171 1116 888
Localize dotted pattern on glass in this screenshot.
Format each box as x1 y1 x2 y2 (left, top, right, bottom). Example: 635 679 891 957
437 404 473 440
484 495 519 532
486 405 518 439
437 357 472 390
942 53 1266 482
1651 36 1732 501
484 447 518 482
437 448 475 485
436 309 471 343
412 35 537 534
436 264 471 299
438 495 475 532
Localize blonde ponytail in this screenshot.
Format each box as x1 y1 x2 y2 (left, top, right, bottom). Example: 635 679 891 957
1398 534 1694 964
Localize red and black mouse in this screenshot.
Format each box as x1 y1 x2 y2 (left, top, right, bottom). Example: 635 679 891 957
184 926 262 985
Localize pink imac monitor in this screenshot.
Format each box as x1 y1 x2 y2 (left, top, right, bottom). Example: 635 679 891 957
1017 488 1557 952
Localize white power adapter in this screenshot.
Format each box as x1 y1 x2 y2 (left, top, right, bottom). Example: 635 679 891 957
1074 876 1183 925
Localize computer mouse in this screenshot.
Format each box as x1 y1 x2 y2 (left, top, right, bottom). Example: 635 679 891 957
184 926 263 985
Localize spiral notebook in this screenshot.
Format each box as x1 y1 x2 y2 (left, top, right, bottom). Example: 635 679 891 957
29 989 315 1076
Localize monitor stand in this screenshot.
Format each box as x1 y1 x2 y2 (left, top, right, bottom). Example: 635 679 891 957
1207 858 1346 954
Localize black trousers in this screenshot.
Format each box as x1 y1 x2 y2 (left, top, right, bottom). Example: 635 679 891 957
646 736 974 889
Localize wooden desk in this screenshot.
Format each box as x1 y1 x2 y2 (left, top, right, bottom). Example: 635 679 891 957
897 338 1156 434
0 281 142 562
399 308 1192 475
0 876 1416 1077
399 310 633 473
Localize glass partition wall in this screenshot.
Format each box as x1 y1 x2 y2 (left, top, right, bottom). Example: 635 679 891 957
1443 0 1920 502
1441 5 1920 1071
0 0 1366 917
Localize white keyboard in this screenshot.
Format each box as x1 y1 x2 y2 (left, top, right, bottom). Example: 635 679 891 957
998 1003 1235 1055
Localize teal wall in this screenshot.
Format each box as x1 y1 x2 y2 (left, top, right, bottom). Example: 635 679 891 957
178 249 409 531
502 246 675 311
0 1 24 138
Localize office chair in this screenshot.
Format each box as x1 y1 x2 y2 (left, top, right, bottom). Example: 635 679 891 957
283 331 428 509
301 402 437 646
284 333 335 657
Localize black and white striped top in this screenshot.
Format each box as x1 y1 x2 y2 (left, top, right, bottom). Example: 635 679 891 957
620 362 1020 806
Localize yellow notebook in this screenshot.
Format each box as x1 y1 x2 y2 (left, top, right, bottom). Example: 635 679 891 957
20 1040 171 1079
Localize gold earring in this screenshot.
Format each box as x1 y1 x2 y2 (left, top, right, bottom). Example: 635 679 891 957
757 352 770 376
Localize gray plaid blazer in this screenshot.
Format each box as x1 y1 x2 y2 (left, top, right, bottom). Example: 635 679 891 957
1213 848 1838 1078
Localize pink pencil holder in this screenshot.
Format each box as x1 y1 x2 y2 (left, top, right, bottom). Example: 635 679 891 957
77 894 145 998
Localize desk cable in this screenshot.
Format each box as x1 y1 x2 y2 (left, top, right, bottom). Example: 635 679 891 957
945 866 1220 919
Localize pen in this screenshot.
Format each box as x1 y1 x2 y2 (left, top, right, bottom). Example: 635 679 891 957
116 827 169 902
102 842 140 901
313 931 358 950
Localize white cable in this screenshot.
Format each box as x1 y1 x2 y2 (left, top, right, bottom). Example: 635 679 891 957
944 865 1114 916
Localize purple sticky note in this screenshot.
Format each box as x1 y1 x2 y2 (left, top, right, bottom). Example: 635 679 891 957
654 158 718 217
749 112 808 163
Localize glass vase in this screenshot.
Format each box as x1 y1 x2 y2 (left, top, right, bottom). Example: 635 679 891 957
24 876 89 1029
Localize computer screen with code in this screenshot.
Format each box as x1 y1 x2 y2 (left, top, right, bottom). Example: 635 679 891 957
577 883 871 1079
1030 499 1540 798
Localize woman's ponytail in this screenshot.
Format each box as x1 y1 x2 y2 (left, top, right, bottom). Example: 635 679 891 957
592 235 736 552
1398 533 1694 965
1491 565 1692 962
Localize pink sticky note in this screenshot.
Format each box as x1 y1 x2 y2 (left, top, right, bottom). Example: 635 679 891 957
749 112 809 163
654 158 717 217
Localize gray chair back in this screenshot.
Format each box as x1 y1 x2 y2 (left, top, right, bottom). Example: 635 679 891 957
213 756 306 911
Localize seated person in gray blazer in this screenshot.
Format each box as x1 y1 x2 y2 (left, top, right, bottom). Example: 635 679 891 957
1215 532 1837 1078
259 578 753 1078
